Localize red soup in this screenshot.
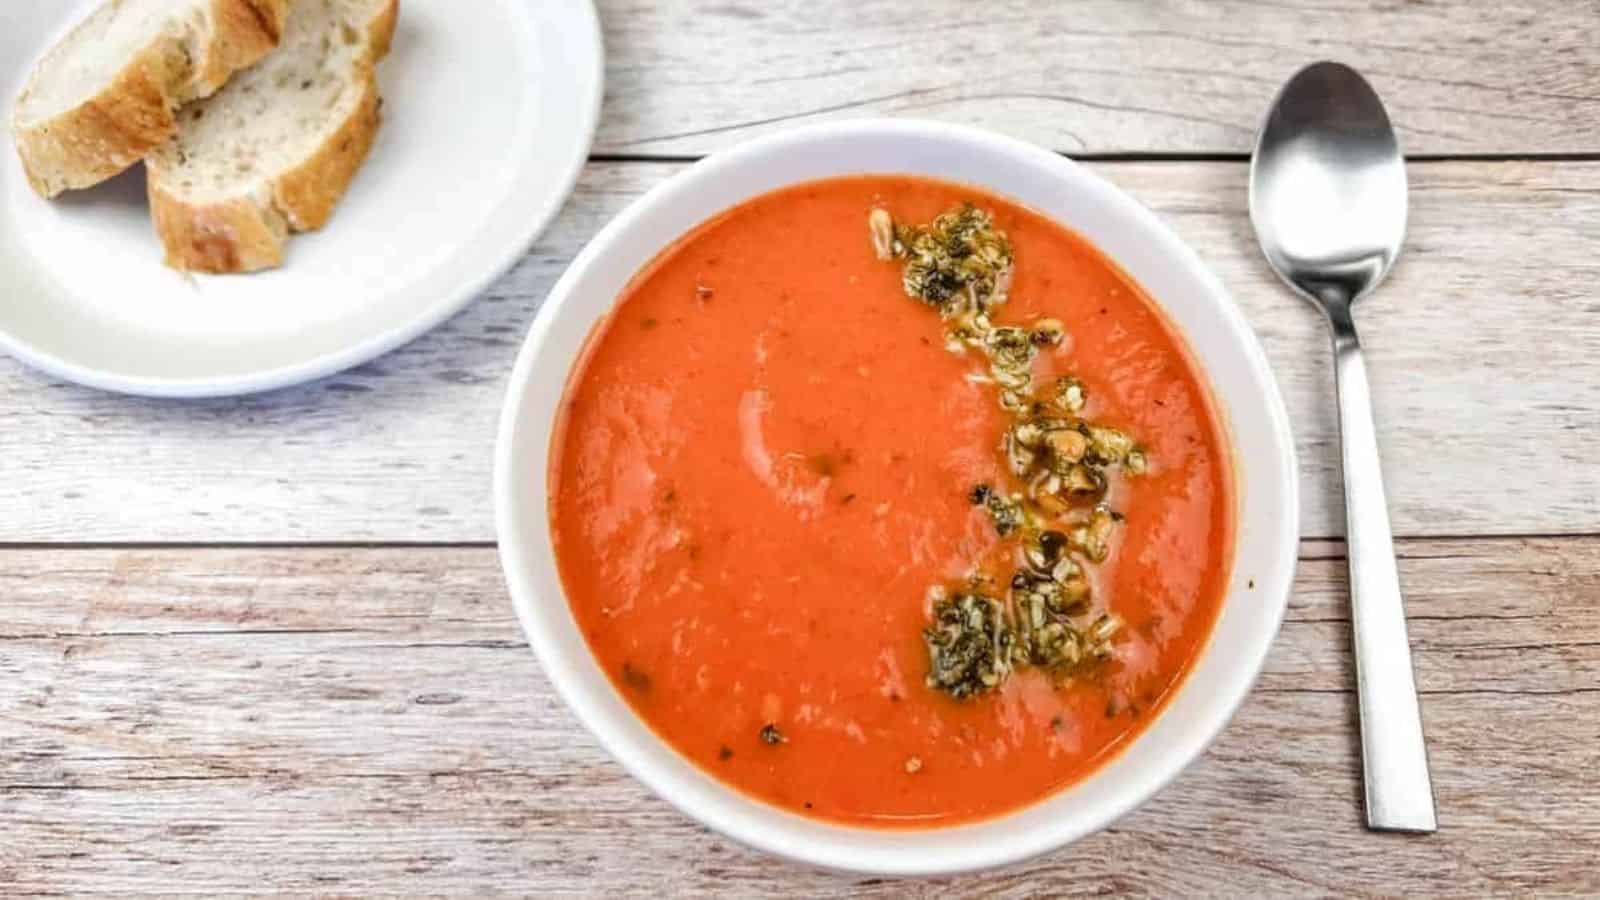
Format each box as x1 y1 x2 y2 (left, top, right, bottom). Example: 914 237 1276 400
549 175 1233 827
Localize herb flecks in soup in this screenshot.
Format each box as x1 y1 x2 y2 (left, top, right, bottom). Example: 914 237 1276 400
868 204 1149 700
550 175 1233 828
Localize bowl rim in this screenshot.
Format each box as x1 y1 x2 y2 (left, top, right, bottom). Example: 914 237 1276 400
495 117 1299 876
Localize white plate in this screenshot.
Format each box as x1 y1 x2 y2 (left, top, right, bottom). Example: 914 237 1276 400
0 0 602 397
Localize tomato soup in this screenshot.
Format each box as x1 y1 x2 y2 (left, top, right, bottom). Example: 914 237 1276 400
549 175 1233 827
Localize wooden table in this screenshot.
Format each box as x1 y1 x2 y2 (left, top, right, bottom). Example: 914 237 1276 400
6 2 1598 894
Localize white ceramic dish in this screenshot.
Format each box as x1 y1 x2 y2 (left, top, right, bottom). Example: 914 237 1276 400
0 0 602 397
496 119 1299 875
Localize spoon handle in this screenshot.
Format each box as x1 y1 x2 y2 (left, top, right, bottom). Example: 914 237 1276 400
1329 304 1438 833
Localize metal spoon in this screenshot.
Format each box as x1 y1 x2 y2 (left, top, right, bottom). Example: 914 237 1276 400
1249 61 1437 833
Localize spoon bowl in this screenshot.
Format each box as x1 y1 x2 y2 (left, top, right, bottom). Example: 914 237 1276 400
1250 62 1408 310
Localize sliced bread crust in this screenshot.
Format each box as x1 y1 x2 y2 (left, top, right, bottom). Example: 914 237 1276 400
147 0 398 273
11 0 293 198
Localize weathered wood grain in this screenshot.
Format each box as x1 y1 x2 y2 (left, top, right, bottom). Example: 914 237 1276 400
593 0 1600 156
6 160 1598 543
2 538 1596 894
6 6 1597 895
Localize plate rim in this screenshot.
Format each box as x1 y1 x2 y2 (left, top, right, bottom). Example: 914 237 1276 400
0 0 605 398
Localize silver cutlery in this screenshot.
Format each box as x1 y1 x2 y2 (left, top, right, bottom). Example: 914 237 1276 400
1249 60 1438 833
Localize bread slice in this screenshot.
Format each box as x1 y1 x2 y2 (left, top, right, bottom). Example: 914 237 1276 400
146 0 397 273
12 0 293 198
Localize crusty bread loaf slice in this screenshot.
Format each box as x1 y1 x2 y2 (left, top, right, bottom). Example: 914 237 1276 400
12 0 293 198
146 0 397 273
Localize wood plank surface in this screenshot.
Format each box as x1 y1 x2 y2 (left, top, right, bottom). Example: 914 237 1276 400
5 160 1598 543
594 0 1600 156
8 3 1598 894
3 538 1596 895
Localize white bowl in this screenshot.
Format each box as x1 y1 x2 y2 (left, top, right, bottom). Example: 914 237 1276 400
495 119 1298 875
